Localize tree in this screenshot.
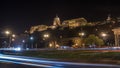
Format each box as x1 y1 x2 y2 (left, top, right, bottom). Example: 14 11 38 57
72 38 82 48
84 34 104 47
95 36 104 47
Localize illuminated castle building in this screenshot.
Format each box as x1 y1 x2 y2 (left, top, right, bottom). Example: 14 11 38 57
62 18 87 28
29 16 88 34
30 16 61 34
30 25 48 34
53 15 61 26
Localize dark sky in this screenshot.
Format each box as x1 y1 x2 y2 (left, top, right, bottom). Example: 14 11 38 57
0 0 120 34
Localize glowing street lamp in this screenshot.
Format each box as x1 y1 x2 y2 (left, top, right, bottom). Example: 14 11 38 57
78 32 85 47
22 40 25 43
12 34 16 38
43 33 50 48
79 32 85 37
101 33 107 37
4 30 16 48
30 36 34 48
43 33 50 40
5 30 11 48
11 38 15 41
43 34 50 38
30 36 34 40
101 32 107 40
101 32 108 45
78 32 85 38
5 31 10 35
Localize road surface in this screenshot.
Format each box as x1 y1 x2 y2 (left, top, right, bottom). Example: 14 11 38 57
0 54 120 68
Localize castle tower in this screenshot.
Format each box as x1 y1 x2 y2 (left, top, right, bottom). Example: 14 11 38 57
53 15 61 26
106 14 111 22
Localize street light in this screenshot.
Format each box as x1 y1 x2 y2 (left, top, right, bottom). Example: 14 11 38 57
101 33 107 37
101 32 107 39
5 31 10 35
5 30 16 48
101 32 108 46
43 33 50 48
43 34 50 38
30 36 34 40
43 33 50 40
22 40 27 49
22 40 25 43
79 32 85 36
11 38 15 41
78 32 85 48
5 30 11 48
11 34 16 48
12 34 16 38
30 36 34 49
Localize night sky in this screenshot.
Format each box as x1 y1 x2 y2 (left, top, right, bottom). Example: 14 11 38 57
0 0 120 34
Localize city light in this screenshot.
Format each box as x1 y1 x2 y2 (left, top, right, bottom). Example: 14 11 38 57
22 40 25 43
12 38 15 41
14 47 21 51
55 44 59 48
49 43 52 47
79 32 85 36
101 33 107 37
5 31 10 35
12 34 16 37
30 37 34 49
30 37 34 40
43 34 50 38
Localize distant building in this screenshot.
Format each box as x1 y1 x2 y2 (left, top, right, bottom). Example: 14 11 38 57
29 16 61 34
27 14 120 48
62 18 87 28
29 16 89 34
30 25 48 34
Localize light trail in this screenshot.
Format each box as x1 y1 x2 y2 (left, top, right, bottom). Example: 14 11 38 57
0 59 53 68
0 54 120 68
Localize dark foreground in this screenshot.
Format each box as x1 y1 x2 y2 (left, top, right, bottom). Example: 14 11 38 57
0 62 119 68
0 63 40 68
0 54 120 68
0 63 119 68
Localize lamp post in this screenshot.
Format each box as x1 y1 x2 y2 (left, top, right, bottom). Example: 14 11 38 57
5 30 11 48
22 40 26 49
101 32 107 46
12 34 15 38
5 30 16 48
101 33 107 37
101 32 107 40
43 34 50 39
43 33 50 48
79 32 85 37
5 31 10 35
30 36 34 49
11 34 16 47
78 32 85 47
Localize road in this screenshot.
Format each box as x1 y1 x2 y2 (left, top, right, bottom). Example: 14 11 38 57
0 54 120 68
0 62 40 68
